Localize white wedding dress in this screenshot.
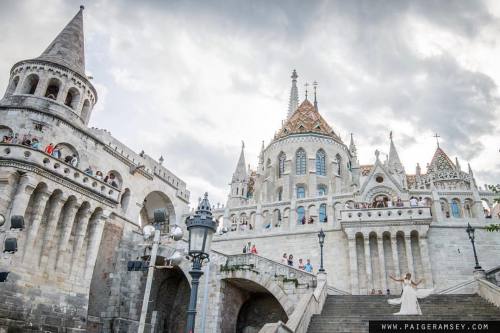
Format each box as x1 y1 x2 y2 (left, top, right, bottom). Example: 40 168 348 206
388 278 432 315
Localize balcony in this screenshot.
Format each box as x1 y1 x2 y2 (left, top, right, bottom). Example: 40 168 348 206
0 144 120 203
340 206 432 223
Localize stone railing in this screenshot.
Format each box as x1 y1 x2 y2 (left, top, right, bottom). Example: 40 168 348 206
0 144 120 203
478 278 500 308
259 274 328 333
340 206 432 223
223 253 317 288
486 265 500 286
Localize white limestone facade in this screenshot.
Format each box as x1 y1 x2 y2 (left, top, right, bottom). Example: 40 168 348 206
211 71 500 296
0 7 189 332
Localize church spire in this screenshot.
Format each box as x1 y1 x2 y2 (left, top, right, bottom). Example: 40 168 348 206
36 6 86 77
349 133 357 156
387 131 405 174
232 141 247 182
287 70 299 119
313 81 318 111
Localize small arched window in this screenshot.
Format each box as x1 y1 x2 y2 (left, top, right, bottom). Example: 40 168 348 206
464 199 473 218
296 185 305 198
297 206 305 224
317 185 327 196
316 149 326 176
319 203 327 223
335 154 342 176
278 152 286 178
64 87 81 110
120 188 131 212
451 199 461 218
45 78 61 100
296 149 306 175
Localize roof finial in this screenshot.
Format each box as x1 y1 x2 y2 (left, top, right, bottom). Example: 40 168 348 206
433 133 441 148
241 140 245 150
313 81 318 110
304 82 309 100
287 70 299 119
390 131 393 141
80 5 85 10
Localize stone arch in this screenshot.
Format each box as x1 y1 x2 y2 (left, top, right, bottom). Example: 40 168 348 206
54 142 79 166
362 185 398 203
45 77 62 100
140 191 176 229
6 75 20 95
440 198 450 218
219 273 292 333
81 99 91 123
463 198 474 218
20 73 39 95
64 87 81 110
120 188 131 212
333 201 342 220
307 204 316 223
105 170 122 189
0 125 13 140
295 148 307 175
450 198 462 218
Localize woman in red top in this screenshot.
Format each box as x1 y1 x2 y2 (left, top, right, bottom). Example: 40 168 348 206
44 143 54 155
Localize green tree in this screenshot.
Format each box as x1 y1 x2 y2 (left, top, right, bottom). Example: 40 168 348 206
486 184 500 232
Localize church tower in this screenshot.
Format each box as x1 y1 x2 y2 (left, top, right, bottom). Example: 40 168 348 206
228 142 249 206
386 132 406 187
1 6 97 126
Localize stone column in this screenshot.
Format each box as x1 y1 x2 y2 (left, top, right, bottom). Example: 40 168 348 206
55 202 80 272
70 209 93 277
255 204 262 230
419 236 434 288
348 236 359 294
405 236 415 278
23 190 51 262
84 213 108 282
0 172 17 216
364 236 372 293
377 236 388 293
39 196 66 269
289 200 297 230
326 202 334 227
7 175 35 223
391 236 400 291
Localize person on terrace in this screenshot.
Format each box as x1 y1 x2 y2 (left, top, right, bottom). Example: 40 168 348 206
44 143 54 155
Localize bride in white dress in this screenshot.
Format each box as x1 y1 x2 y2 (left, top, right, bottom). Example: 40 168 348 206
388 273 432 315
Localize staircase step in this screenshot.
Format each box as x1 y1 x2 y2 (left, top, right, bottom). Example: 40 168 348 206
307 294 500 333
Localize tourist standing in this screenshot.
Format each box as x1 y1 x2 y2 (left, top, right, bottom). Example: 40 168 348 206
287 254 294 267
304 259 313 273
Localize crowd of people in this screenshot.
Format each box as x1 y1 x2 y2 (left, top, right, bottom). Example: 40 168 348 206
242 242 258 254
345 196 429 209
281 253 313 273
2 132 120 189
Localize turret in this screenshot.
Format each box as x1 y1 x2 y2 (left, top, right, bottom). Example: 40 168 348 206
349 133 360 187
287 70 299 119
228 141 249 206
1 6 97 126
386 132 406 186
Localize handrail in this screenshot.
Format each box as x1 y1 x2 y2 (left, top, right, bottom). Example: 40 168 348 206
327 285 351 295
436 279 476 294
477 278 500 308
224 253 317 288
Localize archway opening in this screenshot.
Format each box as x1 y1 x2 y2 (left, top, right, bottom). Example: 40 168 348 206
45 78 61 100
140 191 176 231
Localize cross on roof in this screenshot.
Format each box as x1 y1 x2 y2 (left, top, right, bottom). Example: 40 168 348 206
433 133 441 148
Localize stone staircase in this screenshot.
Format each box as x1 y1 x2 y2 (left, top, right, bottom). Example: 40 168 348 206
307 294 500 333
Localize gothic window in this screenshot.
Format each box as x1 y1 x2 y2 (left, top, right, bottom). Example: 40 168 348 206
296 149 306 175
335 154 342 176
316 149 326 176
317 185 327 196
451 199 461 218
297 206 305 224
296 185 305 198
278 152 286 178
319 203 327 223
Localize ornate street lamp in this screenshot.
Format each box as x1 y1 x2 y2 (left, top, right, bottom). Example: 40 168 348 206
465 223 482 270
318 229 326 273
185 193 217 333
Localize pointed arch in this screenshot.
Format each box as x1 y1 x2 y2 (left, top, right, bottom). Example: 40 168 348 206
278 152 286 178
316 149 326 176
295 148 306 175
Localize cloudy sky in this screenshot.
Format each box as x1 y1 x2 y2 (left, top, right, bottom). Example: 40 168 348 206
0 0 499 206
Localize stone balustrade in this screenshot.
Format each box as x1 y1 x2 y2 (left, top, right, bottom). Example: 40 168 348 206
340 206 432 223
0 143 120 202
223 253 317 288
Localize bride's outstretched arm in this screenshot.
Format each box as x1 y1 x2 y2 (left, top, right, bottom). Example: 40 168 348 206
389 275 403 282
412 279 424 286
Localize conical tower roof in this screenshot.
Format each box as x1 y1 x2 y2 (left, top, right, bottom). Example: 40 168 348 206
428 147 455 172
232 142 247 182
36 6 86 77
275 99 342 143
387 132 404 173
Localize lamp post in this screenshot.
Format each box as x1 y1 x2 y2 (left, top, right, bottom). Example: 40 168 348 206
318 229 325 273
465 223 482 270
185 193 217 333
